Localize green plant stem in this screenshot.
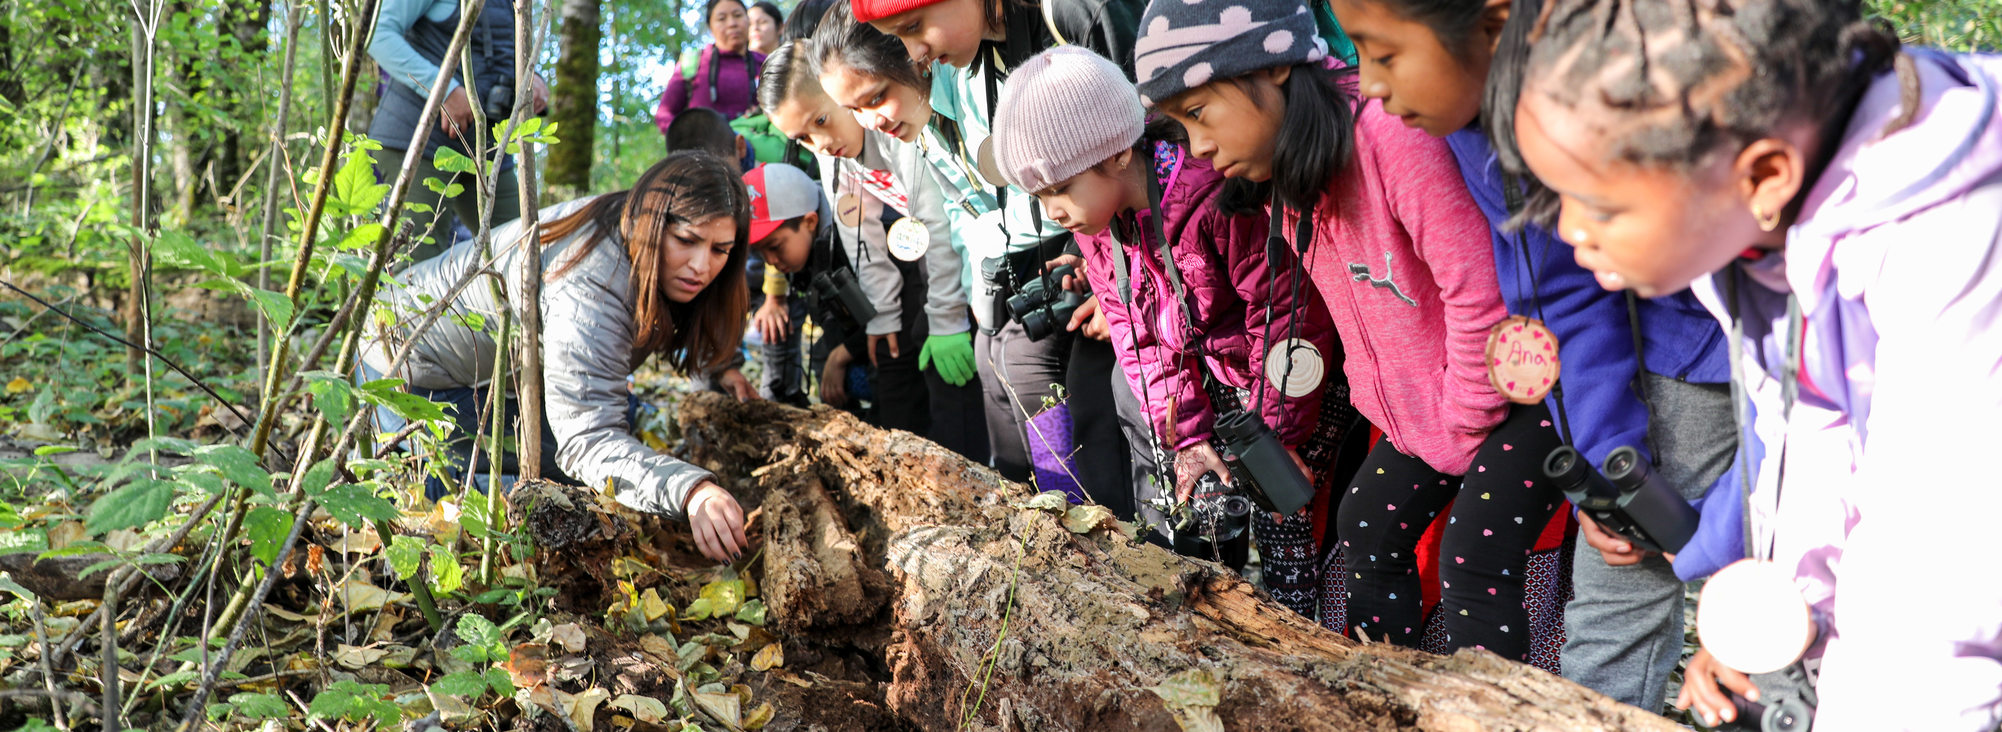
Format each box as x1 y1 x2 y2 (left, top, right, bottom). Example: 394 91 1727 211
958 533 1029 730
374 518 442 629
246 0 379 461
479 309 513 585
257 3 305 377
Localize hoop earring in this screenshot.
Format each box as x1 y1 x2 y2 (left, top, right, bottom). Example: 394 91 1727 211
1753 205 1781 232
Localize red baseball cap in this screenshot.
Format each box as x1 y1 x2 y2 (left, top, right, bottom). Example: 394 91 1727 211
742 163 820 244
851 0 939 24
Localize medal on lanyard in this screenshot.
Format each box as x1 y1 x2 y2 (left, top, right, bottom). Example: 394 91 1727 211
887 217 929 261
1265 339 1325 398
1485 315 1561 404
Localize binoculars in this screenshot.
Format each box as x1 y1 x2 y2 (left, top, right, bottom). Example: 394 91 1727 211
483 83 515 119
1542 445 1700 554
1726 691 1816 732
1007 264 1089 342
1214 410 1316 515
808 268 877 335
1169 471 1253 544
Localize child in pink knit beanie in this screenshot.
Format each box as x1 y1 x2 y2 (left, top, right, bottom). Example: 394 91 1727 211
992 46 1364 621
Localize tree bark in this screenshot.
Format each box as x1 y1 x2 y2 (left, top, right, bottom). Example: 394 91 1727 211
663 393 1681 731
544 0 597 198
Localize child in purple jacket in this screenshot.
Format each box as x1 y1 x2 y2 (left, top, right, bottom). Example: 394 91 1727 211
1512 0 2002 728
991 47 1362 619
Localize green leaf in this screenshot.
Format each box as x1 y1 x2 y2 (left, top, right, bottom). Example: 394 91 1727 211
386 535 424 581
245 288 295 333
734 599 767 626
309 680 398 724
450 644 490 664
314 482 398 529
359 379 445 423
680 597 713 622
697 580 745 617
146 669 200 690
302 372 357 427
37 541 110 560
0 530 49 557
339 223 387 252
433 147 477 175
458 493 491 539
331 154 389 215
77 558 125 580
32 445 77 457
428 545 463 595
86 478 175 534
485 666 515 695
152 230 234 276
196 445 272 498
430 670 487 698
298 459 336 497
244 506 291 567
227 692 290 720
455 613 501 652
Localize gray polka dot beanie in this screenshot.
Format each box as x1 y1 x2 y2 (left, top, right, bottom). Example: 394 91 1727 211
1132 0 1329 108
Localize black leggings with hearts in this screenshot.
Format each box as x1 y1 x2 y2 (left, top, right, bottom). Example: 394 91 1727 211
1335 403 1565 662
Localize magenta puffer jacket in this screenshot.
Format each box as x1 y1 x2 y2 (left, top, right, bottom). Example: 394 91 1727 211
1082 143 1339 451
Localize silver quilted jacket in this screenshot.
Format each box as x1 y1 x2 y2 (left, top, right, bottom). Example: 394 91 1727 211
360 196 715 521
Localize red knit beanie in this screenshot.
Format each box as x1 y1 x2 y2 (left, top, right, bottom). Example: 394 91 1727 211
850 0 939 24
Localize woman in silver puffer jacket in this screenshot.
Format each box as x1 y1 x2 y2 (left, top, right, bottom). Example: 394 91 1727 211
361 151 755 562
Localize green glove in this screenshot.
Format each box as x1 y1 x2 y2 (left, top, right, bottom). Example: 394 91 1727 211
918 332 977 387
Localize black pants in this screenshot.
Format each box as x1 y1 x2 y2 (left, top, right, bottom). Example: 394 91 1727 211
1067 337 1137 521
1338 402 1565 661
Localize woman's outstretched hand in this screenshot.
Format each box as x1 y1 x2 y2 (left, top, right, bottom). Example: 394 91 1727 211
717 368 760 402
684 481 749 563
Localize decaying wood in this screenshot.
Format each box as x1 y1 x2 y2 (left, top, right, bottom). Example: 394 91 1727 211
671 392 1678 732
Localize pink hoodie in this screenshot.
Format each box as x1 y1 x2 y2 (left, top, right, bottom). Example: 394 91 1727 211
1082 144 1338 451
1292 101 1509 475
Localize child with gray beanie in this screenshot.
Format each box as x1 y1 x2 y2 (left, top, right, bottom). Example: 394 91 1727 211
1134 0 1576 671
992 45 1365 619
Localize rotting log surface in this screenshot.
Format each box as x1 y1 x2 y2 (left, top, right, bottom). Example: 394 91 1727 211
674 392 1679 732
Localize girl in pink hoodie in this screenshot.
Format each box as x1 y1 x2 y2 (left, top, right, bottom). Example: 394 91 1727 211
989 46 1361 618
1510 0 2002 729
1136 0 1570 667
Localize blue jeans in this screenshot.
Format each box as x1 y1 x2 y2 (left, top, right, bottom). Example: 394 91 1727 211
358 362 638 501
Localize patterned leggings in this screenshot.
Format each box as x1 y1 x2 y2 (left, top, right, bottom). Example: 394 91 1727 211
1337 403 1564 662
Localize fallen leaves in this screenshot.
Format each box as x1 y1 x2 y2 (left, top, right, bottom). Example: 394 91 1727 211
749 643 783 672
334 579 407 613
551 622 587 654
6 377 32 394
607 694 670 724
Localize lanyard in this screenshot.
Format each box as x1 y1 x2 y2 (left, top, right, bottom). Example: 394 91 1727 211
1721 263 1803 561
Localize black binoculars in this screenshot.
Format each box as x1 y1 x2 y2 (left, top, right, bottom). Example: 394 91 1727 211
1173 471 1253 543
483 83 515 119
1214 410 1316 515
1542 445 1700 554
1007 264 1089 342
808 268 877 335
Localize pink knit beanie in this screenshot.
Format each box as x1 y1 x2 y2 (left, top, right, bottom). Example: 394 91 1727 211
991 46 1146 194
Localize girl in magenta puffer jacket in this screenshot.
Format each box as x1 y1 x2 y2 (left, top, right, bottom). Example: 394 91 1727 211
992 47 1364 619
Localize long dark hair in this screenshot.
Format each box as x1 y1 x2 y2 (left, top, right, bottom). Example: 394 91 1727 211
749 1 783 29
543 152 751 372
810 0 929 93
1480 0 1557 227
1217 63 1360 217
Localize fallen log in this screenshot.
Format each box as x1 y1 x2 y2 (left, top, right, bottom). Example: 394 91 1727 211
675 392 1678 732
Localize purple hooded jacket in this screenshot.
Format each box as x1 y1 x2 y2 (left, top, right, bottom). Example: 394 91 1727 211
1083 143 1339 452
1689 49 2002 731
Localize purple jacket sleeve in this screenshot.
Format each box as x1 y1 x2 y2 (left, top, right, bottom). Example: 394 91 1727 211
655 59 691 137
1083 236 1208 452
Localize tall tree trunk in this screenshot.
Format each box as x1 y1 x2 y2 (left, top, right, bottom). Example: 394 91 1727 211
125 19 154 377
544 0 597 198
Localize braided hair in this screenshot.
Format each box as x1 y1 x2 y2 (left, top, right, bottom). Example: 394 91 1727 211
1497 0 1913 227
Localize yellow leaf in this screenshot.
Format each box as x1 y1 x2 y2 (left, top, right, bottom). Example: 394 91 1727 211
557 687 611 732
606 694 669 724
750 643 783 672
6 377 31 394
698 579 746 617
744 702 774 730
639 588 671 622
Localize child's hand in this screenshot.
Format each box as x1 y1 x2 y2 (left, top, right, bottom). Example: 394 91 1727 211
1045 254 1087 292
753 296 790 344
1577 510 1655 566
1173 443 1230 503
1068 296 1110 341
1675 647 1761 727
822 344 852 407
867 332 901 365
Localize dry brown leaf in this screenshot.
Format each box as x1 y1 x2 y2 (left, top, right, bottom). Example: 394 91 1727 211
550 657 594 684
426 686 484 725
637 634 677 664
690 690 741 728
335 579 407 613
551 623 588 654
262 604 317 623
333 644 391 669
103 528 145 552
46 522 85 551
329 530 383 555
743 702 774 730
606 694 669 724
505 643 550 690
750 644 783 672
558 687 611 732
